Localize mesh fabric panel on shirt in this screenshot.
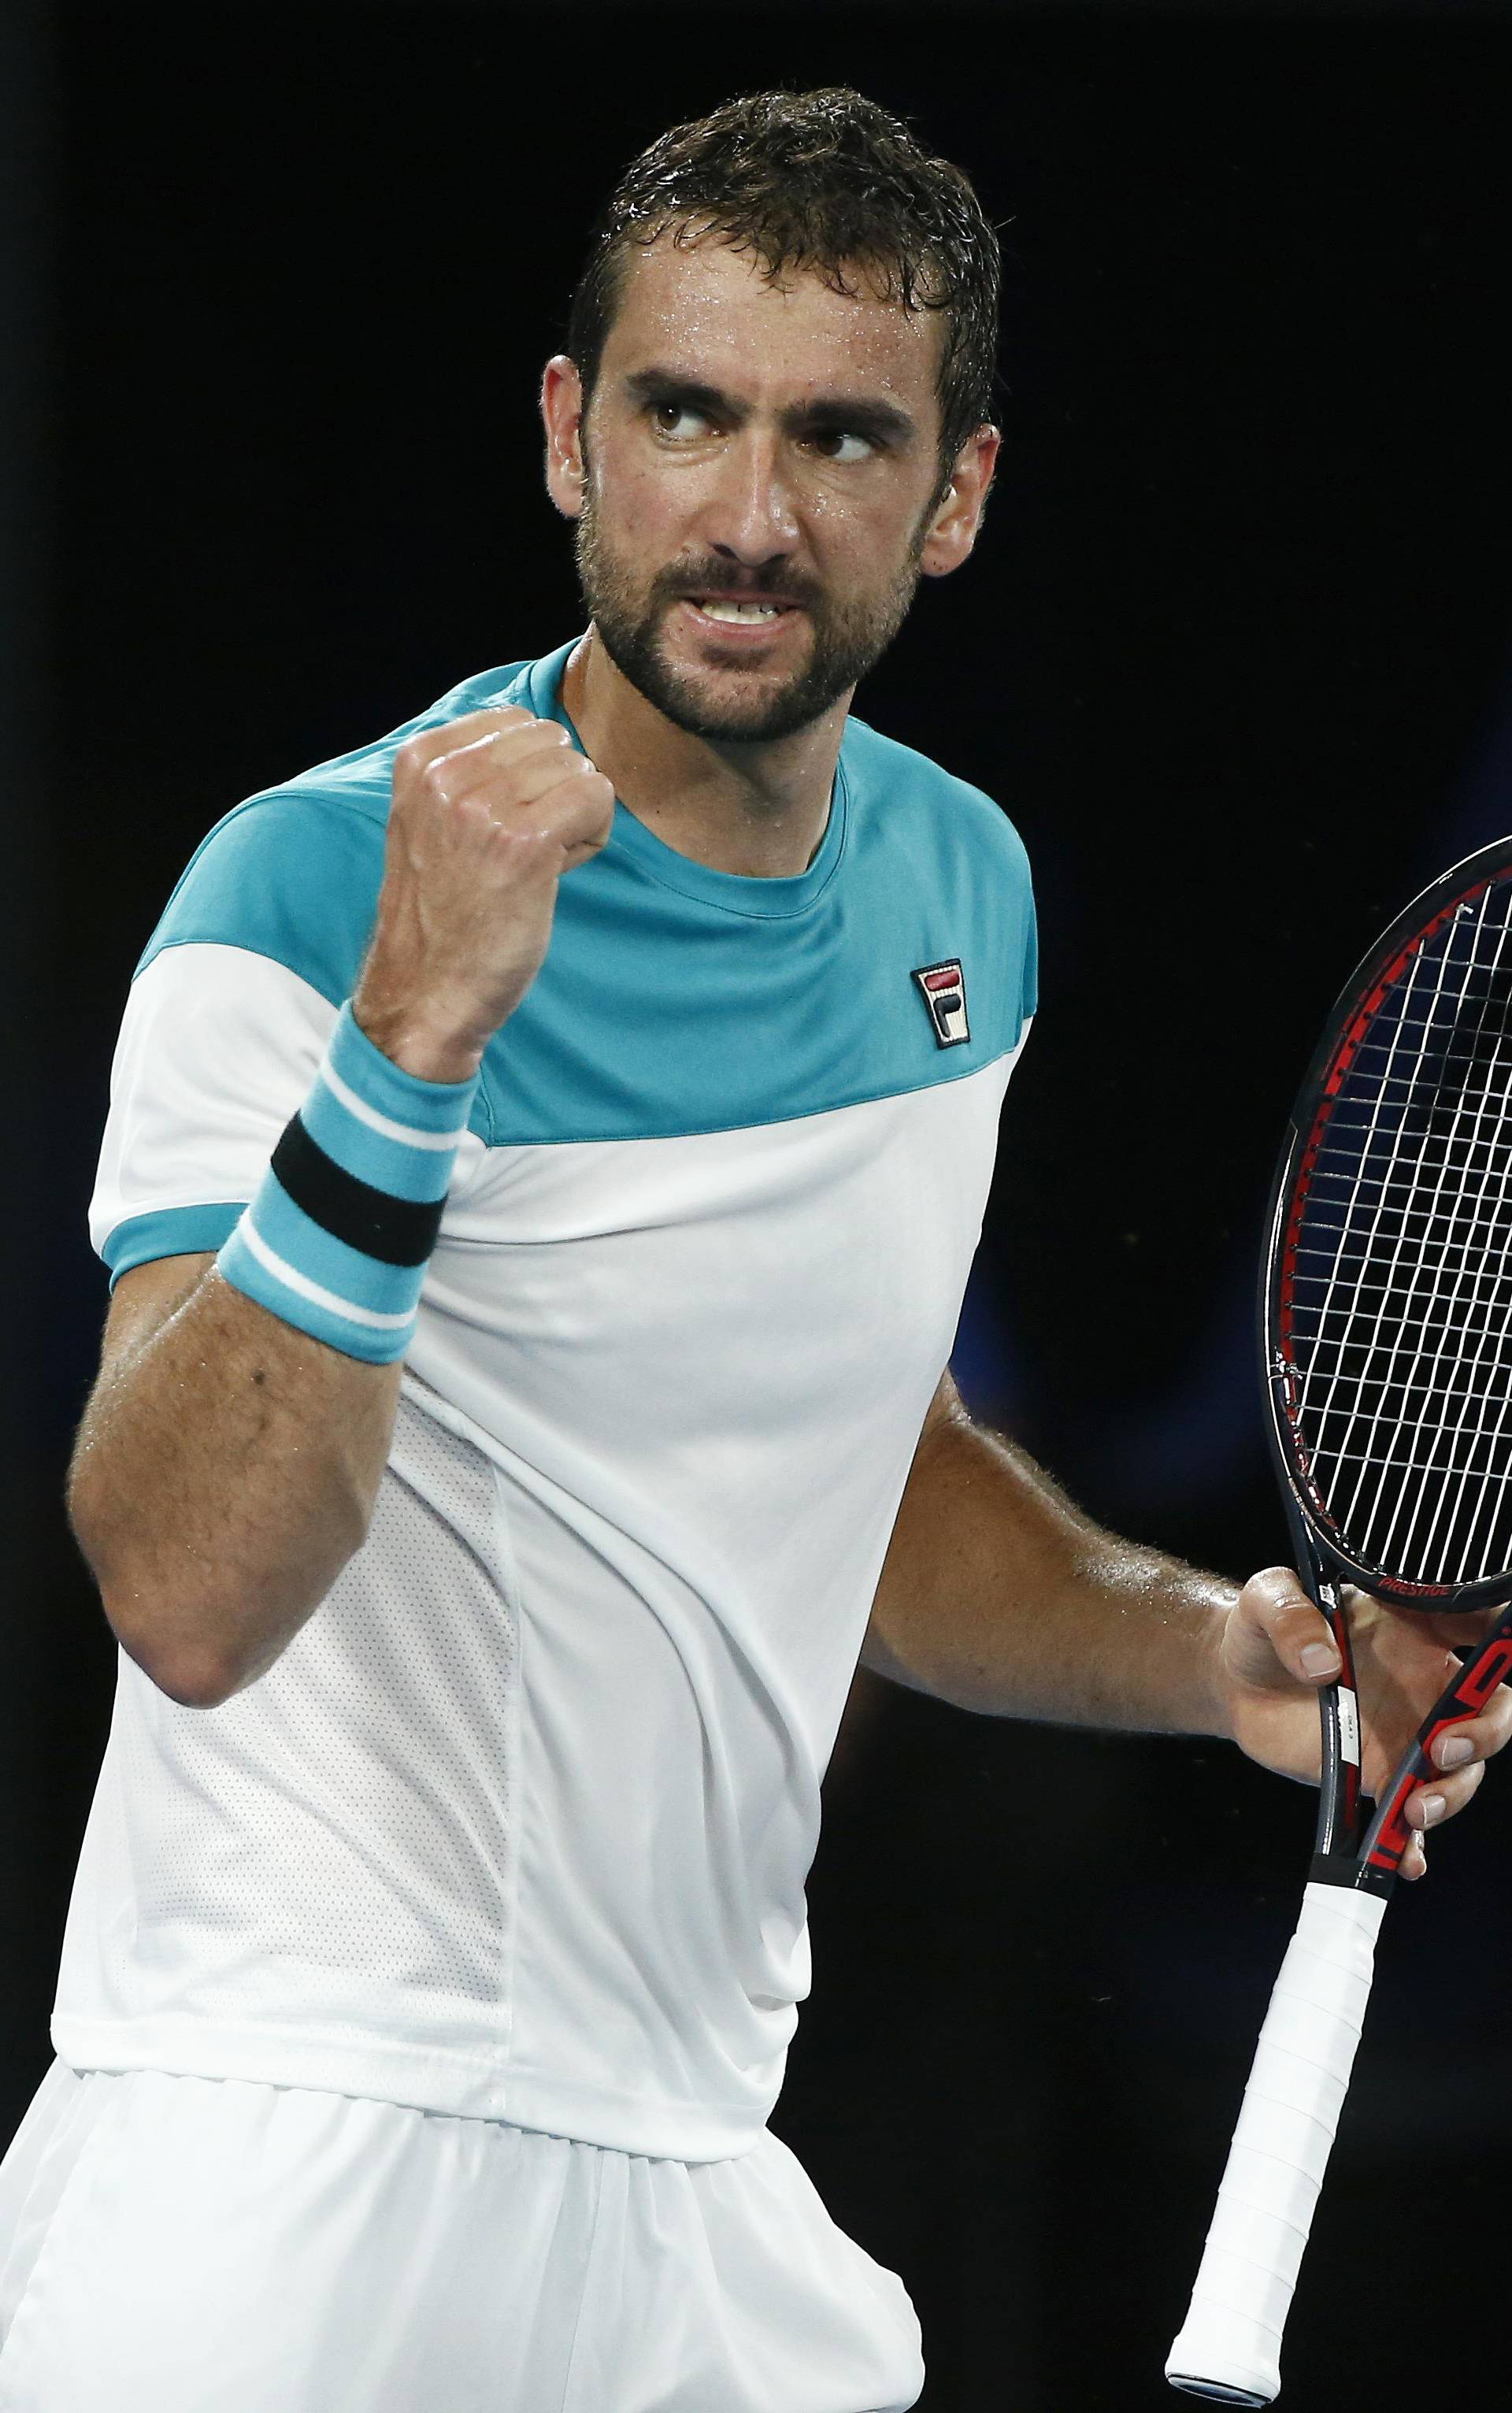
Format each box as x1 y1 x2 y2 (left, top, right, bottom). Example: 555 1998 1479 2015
109 1383 520 2034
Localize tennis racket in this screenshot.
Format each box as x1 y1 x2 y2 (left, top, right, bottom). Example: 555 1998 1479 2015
1165 833 1512 2405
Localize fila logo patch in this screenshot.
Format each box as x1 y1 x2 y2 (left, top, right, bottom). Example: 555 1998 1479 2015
913 958 970 1048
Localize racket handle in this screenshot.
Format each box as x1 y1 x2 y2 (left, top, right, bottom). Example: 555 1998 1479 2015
1165 1880 1386 2405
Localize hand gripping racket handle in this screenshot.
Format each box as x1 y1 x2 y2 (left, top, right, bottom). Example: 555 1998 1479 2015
1165 1881 1386 2404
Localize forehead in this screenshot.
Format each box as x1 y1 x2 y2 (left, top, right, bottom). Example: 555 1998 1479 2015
599 229 944 416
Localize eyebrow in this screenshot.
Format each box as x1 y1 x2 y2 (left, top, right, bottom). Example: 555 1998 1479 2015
622 366 920 448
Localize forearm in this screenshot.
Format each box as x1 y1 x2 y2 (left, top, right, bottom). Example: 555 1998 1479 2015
68 1265 401 1707
865 1400 1239 1736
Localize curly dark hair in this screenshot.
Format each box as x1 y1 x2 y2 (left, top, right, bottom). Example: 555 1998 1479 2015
565 87 1002 495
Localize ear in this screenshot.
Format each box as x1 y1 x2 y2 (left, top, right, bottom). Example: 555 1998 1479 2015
918 424 1001 578
541 354 587 521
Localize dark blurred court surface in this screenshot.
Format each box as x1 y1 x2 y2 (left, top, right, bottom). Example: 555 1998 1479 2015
4 7 1511 2406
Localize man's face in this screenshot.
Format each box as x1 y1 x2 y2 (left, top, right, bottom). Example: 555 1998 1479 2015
561 232 965 744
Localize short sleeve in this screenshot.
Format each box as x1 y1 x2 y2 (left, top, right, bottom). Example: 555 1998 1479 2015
90 943 341 1287
90 784 391 1288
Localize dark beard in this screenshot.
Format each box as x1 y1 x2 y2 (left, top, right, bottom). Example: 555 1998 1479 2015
572 495 927 744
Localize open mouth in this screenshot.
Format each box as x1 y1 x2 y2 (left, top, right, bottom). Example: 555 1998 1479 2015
678 596 802 639
689 598 790 624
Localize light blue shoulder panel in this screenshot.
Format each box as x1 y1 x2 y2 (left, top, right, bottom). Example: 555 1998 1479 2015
131 638 1036 1155
504 643 1036 1143
136 660 523 1018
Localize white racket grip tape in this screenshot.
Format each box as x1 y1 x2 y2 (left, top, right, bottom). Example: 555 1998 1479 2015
1165 1881 1387 2405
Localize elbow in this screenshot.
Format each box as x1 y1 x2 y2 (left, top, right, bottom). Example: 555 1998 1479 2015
124 1635 234 1710
95 1579 239 1710
157 1669 233 1711
69 1467 370 1713
99 1576 332 1710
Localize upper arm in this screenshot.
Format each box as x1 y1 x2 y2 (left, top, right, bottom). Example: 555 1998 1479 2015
916 1367 965 1451
93 1251 217 1389
860 1369 969 1683
65 1251 217 1636
69 1254 218 1514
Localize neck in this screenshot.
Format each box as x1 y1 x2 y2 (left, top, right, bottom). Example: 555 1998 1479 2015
559 628 847 879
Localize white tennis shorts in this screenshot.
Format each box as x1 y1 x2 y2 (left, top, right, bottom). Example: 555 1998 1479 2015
0 2060 923 2412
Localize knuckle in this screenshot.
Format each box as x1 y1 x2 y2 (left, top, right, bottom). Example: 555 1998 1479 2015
505 825 554 868
1250 1566 1306 1613
1436 1763 1482 1816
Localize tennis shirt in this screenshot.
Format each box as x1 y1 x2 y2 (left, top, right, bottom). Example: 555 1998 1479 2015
59 636 1038 2163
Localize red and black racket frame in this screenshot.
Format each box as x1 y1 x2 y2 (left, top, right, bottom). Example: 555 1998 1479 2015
1261 834 1512 1901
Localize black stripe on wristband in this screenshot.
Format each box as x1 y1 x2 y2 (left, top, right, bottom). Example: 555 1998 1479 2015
270 1114 446 1268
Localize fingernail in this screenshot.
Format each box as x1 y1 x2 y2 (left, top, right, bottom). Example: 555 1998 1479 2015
1302 1644 1340 1675
1436 1736 1474 1770
1418 1792 1446 1826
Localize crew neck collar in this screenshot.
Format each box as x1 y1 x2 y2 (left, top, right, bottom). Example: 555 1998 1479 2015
523 637 848 921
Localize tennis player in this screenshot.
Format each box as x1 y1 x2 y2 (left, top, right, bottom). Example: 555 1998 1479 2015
1 87 1506 2413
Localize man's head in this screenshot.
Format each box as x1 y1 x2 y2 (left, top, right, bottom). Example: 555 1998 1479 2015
541 88 1002 746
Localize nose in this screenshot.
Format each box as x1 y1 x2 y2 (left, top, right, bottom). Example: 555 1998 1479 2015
699 425 800 569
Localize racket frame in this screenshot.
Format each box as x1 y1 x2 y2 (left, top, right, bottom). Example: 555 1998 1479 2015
1258 835 1512 1894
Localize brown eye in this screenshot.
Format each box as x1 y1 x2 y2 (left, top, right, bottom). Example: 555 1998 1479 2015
652 402 709 439
808 428 876 464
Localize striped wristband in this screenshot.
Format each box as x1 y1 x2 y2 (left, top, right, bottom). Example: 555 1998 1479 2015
216 1003 480 1364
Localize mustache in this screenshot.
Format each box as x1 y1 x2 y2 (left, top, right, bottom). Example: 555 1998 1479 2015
652 561 825 613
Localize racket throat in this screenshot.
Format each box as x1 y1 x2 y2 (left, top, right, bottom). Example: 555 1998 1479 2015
1308 1575 1363 1861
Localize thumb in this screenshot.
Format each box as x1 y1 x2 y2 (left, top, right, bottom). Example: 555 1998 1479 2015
1236 1566 1342 1686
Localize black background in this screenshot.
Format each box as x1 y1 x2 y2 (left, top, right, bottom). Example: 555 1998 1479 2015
4 5 1512 2407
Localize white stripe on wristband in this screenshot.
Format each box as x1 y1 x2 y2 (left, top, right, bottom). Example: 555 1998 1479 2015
216 1003 480 1364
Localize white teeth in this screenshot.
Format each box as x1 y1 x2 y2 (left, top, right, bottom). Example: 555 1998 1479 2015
697 599 782 623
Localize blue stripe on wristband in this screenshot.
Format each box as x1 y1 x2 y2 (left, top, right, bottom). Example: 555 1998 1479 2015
215 1003 480 1365
301 1004 476 1201
217 1216 419 1364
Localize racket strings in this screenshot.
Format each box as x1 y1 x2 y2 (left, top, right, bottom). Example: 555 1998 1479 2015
1295 899 1492 1499
1285 875 1512 1587
1337 962 1512 1581
1299 908 1512 1580
1366 913 1512 1579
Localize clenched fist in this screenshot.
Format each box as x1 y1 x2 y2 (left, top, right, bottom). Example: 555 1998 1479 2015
352 706 616 1081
